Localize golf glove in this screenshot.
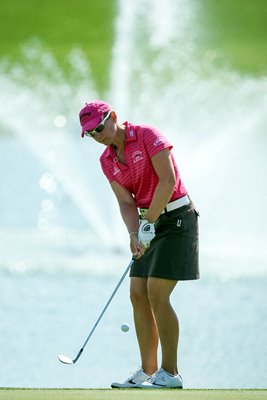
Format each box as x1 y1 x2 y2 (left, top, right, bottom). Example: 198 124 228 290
138 219 155 249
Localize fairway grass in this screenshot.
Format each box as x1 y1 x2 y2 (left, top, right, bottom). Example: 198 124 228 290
0 0 116 93
0 389 266 400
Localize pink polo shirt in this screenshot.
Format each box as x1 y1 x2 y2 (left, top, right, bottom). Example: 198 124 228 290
100 122 187 208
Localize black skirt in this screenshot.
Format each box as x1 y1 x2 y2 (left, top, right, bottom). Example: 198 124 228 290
130 203 200 281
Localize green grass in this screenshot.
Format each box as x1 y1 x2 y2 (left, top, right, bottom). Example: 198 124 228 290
198 0 267 75
0 389 266 400
0 0 267 95
0 0 116 94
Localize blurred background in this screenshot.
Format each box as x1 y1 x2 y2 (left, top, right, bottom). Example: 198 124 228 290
0 0 266 389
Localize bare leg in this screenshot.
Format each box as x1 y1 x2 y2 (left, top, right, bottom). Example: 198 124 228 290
130 277 158 375
147 277 179 375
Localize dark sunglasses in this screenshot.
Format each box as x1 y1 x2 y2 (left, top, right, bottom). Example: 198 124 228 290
84 111 112 137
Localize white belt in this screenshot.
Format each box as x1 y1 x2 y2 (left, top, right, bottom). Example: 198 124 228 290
139 194 190 218
162 194 190 213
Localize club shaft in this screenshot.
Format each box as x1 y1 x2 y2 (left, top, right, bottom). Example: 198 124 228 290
76 258 134 360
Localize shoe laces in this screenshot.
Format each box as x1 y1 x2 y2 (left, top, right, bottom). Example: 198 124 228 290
149 368 165 383
150 368 175 384
127 367 144 381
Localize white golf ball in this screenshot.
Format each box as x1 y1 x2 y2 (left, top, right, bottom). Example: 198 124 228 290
121 323 129 332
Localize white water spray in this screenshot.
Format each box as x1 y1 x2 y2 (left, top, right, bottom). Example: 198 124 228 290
0 0 266 277
110 0 267 278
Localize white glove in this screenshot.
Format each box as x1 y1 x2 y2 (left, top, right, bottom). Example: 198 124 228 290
138 219 155 249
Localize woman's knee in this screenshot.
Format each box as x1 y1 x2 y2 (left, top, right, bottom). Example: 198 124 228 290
147 278 177 311
147 286 163 311
130 277 148 306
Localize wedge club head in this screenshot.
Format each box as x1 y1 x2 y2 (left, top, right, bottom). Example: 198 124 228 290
58 354 74 365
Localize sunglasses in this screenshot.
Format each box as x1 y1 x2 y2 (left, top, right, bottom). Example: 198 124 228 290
84 111 112 137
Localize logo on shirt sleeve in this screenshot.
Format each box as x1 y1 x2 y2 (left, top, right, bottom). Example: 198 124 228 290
154 137 165 146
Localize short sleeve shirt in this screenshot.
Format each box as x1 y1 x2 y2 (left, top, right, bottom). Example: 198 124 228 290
100 122 187 208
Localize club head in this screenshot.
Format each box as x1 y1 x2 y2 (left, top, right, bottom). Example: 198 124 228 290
58 354 74 364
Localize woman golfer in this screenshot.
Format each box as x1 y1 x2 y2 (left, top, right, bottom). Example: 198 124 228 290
79 100 199 389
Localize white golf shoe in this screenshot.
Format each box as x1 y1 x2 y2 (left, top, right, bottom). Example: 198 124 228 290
111 367 151 388
136 368 183 389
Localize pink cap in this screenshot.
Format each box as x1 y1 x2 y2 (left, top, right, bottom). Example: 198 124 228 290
79 100 112 137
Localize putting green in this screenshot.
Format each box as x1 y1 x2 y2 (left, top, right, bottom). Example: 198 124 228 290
0 389 266 400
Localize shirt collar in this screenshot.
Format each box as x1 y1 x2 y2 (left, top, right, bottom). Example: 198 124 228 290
102 121 136 159
124 121 136 142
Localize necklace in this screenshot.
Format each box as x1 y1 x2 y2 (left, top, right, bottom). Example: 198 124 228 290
113 142 123 162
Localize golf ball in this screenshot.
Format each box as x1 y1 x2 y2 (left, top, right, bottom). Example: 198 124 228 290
121 323 129 332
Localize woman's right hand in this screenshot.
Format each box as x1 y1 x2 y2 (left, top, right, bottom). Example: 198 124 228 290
130 233 146 259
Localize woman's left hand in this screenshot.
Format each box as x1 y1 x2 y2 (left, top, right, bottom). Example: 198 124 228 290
138 220 155 249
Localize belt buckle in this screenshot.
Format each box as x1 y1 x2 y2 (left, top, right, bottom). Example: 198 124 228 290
139 208 147 219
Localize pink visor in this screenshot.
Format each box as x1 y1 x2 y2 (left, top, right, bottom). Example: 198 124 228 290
79 100 112 137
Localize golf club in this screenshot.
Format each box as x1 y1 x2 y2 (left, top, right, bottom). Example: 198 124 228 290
58 257 135 365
